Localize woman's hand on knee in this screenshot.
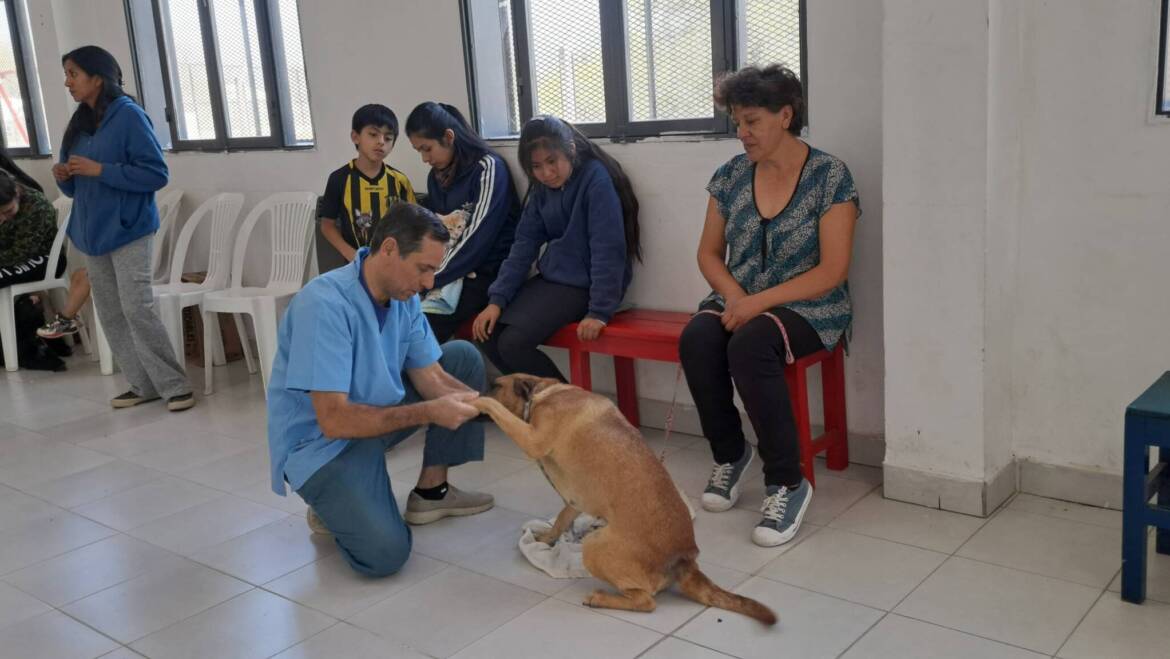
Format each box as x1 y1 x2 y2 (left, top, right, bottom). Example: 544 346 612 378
576 317 606 342
472 304 501 342
722 294 767 332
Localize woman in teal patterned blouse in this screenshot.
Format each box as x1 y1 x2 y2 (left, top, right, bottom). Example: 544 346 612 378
679 65 860 548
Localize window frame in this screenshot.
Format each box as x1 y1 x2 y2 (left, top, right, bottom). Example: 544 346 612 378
0 0 43 155
1158 0 1169 117
149 0 290 151
461 0 807 141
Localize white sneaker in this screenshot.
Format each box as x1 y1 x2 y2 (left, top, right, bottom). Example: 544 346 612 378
700 444 755 512
751 480 813 547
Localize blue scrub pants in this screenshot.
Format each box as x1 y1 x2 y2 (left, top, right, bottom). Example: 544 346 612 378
296 341 486 577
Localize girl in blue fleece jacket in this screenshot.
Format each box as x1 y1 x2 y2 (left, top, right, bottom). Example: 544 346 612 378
54 46 193 411
472 115 641 381
405 102 520 342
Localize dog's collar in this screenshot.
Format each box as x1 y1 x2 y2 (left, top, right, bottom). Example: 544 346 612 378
522 398 533 423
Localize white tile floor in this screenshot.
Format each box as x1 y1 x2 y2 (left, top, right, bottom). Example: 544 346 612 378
0 353 1167 658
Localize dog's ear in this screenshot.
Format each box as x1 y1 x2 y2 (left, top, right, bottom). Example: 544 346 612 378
512 378 537 401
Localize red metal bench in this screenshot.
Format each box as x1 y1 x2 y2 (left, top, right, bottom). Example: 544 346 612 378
464 309 848 485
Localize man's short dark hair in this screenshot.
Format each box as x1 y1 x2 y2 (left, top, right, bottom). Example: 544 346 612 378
352 103 399 139
369 202 449 257
714 65 805 136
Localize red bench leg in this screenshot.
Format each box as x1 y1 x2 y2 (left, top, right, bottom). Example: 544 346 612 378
568 349 592 390
614 356 640 427
824 343 849 471
786 365 814 487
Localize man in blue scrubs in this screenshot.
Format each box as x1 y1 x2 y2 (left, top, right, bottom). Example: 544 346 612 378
267 202 491 577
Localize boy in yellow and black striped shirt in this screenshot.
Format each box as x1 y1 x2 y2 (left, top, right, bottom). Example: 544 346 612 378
320 104 416 262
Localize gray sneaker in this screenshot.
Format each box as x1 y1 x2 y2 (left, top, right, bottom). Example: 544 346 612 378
701 443 755 512
404 484 494 525
752 479 813 547
111 391 161 409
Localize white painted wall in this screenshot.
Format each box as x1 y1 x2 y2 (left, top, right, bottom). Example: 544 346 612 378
884 0 1170 503
15 0 886 439
883 0 991 484
1010 0 1170 475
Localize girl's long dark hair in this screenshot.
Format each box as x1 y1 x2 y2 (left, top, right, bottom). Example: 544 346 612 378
405 102 496 181
0 146 42 193
518 115 641 262
61 46 129 156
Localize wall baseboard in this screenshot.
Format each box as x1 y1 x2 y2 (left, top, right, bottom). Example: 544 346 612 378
1018 459 1122 510
881 456 1123 517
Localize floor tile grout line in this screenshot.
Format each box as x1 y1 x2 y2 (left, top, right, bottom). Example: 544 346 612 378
990 505 1125 533
112 585 266 650
811 522 962 557
258 619 442 659
1005 497 1123 531
437 591 550 658
943 553 1118 592
0 530 185 608
0 524 121 584
29 531 263 623
835 610 890 658
256 561 457 623
1053 585 1108 658
51 599 155 653
749 572 886 615
889 609 1075 657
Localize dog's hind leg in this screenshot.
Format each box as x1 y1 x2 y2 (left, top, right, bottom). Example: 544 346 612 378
584 588 656 612
580 528 659 613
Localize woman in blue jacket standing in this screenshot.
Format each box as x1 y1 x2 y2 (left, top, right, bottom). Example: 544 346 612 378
405 102 520 342
53 46 193 411
471 115 640 381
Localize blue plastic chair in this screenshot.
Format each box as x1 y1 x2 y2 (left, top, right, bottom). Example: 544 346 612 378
1122 371 1170 603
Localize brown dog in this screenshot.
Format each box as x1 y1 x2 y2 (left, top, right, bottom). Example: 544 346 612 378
473 374 777 625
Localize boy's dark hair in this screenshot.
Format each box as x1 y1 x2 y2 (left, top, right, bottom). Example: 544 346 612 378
714 65 805 136
518 115 641 262
368 202 449 256
351 103 399 140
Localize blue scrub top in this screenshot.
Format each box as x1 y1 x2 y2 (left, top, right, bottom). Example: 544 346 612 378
267 247 442 495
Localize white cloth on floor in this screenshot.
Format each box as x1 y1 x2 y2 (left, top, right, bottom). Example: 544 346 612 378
516 484 697 579
518 514 606 579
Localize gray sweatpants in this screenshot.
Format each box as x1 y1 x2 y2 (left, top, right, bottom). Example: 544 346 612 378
86 234 190 399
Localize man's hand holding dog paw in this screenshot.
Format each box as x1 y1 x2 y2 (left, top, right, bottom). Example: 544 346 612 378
428 391 480 429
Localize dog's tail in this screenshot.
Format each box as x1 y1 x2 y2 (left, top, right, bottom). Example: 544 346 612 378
675 559 777 625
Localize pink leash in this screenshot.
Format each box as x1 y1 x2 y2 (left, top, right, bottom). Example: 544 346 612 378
658 308 794 463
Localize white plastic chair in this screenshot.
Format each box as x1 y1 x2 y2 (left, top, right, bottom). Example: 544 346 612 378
201 191 318 395
152 193 245 373
2 197 79 370
41 197 114 375
151 189 184 284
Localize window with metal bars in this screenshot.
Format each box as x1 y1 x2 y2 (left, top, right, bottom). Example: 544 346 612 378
1159 0 1169 116
144 0 314 150
0 0 44 155
460 0 805 140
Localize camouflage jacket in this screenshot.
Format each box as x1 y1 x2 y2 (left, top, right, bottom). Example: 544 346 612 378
0 184 57 267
